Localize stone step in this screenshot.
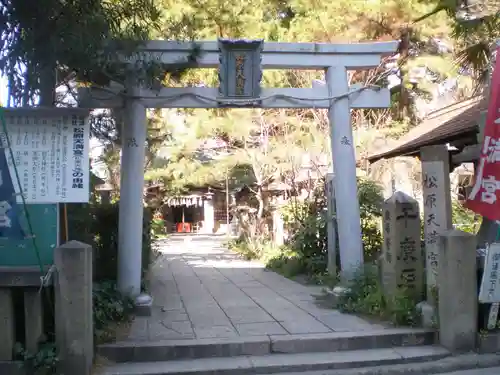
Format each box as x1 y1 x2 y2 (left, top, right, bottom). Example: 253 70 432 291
98 328 435 363
96 345 450 375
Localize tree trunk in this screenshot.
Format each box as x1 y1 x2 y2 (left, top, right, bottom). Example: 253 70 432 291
39 63 56 107
396 27 411 121
256 186 265 219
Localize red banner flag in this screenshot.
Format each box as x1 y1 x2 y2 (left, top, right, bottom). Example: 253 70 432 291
466 46 500 220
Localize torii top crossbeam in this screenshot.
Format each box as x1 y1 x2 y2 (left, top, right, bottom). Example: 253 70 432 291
80 40 399 110
125 40 399 69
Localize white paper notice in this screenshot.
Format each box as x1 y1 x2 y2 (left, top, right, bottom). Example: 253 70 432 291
0 112 90 203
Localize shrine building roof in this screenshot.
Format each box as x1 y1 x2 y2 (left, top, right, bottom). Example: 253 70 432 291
367 96 487 163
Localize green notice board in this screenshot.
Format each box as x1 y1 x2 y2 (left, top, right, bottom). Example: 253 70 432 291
0 204 58 266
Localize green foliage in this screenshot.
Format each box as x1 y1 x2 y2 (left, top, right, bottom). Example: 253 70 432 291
229 236 280 261
358 178 384 261
279 177 384 276
452 199 481 234
151 217 167 238
333 266 421 327
150 210 167 238
15 341 58 375
415 0 500 82
279 190 328 277
67 202 156 282
93 281 135 344
0 0 164 105
142 0 477 207
230 177 385 282
147 108 330 198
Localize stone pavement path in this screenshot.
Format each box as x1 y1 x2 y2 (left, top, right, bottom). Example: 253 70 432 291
439 369 500 375
125 235 389 341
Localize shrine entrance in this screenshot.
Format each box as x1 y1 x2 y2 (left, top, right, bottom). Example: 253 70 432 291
79 39 398 306
164 194 207 233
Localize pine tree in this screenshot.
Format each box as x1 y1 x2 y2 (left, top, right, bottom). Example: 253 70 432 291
415 0 500 84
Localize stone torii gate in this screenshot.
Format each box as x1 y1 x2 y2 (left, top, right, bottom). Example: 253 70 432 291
79 39 398 308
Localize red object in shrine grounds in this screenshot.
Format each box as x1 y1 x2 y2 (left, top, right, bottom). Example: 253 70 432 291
176 223 191 233
466 46 500 220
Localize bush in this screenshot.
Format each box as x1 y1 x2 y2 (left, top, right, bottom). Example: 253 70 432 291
280 195 328 277
452 199 481 234
67 202 156 283
270 177 384 279
93 281 135 344
229 236 283 262
151 210 167 238
358 178 384 261
333 266 420 326
229 177 384 283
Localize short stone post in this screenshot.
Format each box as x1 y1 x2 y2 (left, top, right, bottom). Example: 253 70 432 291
438 230 477 352
0 288 15 360
203 198 215 234
273 209 285 246
24 289 44 353
381 192 423 298
54 241 93 375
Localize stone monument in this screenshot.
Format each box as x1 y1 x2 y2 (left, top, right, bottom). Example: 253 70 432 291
381 191 423 299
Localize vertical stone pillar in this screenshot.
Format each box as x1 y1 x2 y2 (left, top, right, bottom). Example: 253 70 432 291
203 198 215 234
54 241 93 375
117 80 148 299
381 192 423 298
438 230 477 352
420 145 452 301
325 173 337 276
325 67 363 278
0 288 14 360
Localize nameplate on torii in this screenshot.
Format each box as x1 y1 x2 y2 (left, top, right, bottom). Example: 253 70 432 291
217 39 263 107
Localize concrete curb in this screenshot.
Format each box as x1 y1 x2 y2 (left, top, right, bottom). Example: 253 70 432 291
98 328 435 362
274 353 500 375
97 346 450 375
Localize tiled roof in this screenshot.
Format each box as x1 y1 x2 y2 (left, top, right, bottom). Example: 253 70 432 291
367 96 487 163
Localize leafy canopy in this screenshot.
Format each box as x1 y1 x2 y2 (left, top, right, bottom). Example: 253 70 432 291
0 0 164 105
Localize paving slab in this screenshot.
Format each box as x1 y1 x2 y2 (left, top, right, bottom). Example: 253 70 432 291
235 322 288 336
122 235 393 341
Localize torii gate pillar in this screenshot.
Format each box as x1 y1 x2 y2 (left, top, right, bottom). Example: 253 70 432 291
117 81 151 309
326 66 363 276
